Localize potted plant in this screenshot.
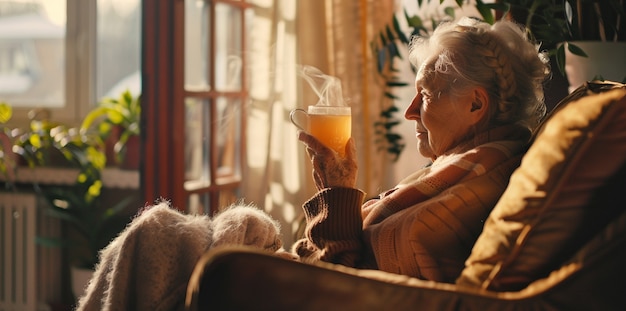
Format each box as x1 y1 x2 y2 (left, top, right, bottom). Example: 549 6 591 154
0 101 138 301
6 111 114 267
0 102 135 298
25 125 135 298
37 182 135 298
81 89 141 169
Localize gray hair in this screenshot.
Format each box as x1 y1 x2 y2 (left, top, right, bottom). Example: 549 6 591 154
408 17 550 132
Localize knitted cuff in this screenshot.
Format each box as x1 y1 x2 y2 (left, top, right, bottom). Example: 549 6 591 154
302 187 365 241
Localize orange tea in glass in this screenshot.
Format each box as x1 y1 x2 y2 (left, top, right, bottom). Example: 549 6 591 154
290 106 352 156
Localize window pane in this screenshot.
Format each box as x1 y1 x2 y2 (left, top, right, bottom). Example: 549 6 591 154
215 96 242 181
217 188 240 210
0 1 65 108
184 96 242 189
187 189 240 215
185 97 210 186
215 3 242 91
188 192 209 215
97 0 141 99
185 0 211 91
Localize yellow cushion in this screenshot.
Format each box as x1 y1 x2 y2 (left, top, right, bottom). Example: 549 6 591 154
457 83 626 291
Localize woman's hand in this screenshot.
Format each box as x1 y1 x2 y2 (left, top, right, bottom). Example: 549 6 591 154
298 131 358 190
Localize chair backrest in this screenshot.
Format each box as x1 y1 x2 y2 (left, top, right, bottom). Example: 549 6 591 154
457 81 626 291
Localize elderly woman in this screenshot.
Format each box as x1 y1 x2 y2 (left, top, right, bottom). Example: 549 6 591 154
293 17 550 283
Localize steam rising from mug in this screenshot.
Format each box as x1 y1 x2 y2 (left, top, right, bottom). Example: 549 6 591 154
298 65 347 107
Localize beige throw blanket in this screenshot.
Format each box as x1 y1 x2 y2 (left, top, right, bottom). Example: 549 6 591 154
75 201 283 311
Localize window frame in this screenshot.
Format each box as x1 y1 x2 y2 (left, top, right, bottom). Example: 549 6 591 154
142 0 250 214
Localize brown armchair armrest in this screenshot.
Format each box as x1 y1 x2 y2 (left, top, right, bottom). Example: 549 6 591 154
185 227 626 311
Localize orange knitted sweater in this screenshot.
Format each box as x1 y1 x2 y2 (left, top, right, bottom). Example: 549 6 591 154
293 124 530 283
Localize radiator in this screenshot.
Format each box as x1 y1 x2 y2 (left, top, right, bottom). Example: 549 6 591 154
0 192 61 311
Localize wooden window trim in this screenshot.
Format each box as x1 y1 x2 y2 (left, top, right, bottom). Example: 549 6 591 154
142 0 249 213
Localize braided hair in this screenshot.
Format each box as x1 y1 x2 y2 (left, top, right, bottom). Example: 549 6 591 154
408 17 550 132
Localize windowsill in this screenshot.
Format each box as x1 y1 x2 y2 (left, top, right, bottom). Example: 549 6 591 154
1 167 140 189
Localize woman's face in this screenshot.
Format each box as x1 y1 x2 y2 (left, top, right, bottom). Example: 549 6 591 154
404 68 478 158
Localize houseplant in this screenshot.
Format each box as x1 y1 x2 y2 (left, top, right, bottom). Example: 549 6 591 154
24 121 135 297
7 113 128 269
81 89 141 169
37 178 136 299
0 101 135 298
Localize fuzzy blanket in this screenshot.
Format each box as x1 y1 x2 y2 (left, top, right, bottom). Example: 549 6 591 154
75 201 283 311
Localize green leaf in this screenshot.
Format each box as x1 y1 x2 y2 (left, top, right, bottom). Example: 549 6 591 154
81 107 110 131
404 10 424 30
378 30 389 46
386 106 399 113
388 41 401 59
102 195 136 221
385 25 396 42
384 121 401 129
121 90 133 108
475 0 495 24
567 43 588 57
443 7 456 19
386 81 409 87
384 92 400 100
392 14 409 45
35 236 74 248
380 107 395 118
385 133 403 141
376 48 387 73
0 102 12 124
555 44 566 76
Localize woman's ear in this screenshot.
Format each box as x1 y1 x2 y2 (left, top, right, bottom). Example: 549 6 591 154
468 87 490 124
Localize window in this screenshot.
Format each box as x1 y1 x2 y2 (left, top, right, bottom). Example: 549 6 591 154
143 0 250 214
182 0 251 214
96 0 141 99
0 0 140 126
0 0 65 116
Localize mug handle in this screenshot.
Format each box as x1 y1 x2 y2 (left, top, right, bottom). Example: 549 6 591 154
289 108 307 131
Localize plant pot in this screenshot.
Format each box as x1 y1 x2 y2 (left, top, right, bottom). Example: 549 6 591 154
71 265 94 300
116 134 140 170
564 41 626 93
105 125 122 167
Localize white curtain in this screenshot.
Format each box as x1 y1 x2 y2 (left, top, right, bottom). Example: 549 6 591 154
243 0 421 247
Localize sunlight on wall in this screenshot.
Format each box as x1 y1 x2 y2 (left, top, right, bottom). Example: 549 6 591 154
244 0 303 247
265 181 298 243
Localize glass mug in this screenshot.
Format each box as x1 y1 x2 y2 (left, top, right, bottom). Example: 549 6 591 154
290 106 352 156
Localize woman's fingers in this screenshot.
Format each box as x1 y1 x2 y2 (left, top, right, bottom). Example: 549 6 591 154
297 130 358 189
344 137 357 161
298 131 331 155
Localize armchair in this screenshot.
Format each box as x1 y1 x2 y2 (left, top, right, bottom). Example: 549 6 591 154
186 81 626 311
